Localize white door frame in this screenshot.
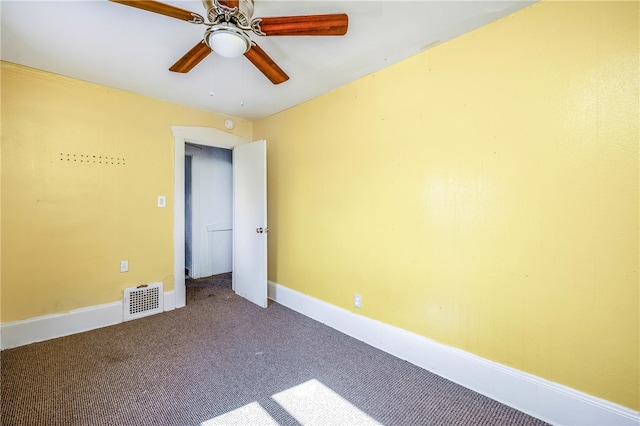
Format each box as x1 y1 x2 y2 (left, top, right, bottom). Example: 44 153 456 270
172 126 249 308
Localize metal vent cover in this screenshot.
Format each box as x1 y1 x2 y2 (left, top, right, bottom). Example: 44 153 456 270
123 282 163 321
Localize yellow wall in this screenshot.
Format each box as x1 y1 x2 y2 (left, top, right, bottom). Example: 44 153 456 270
255 1 639 410
1 0 638 413
1 62 251 322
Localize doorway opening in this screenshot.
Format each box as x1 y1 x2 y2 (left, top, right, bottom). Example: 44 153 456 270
184 143 233 281
173 126 248 309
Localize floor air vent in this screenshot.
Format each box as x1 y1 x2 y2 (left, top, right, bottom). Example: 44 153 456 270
123 282 163 321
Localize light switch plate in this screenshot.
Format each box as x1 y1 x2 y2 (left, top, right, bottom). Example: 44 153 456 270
158 196 166 208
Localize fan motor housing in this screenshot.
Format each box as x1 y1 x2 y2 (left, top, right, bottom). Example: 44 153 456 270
202 0 254 26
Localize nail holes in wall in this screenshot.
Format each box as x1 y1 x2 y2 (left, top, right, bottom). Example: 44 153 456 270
59 153 126 166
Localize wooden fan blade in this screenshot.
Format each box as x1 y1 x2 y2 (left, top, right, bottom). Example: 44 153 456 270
109 0 204 23
169 40 212 73
252 14 348 36
244 43 289 85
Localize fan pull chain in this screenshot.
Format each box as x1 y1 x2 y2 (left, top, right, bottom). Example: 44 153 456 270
240 57 245 107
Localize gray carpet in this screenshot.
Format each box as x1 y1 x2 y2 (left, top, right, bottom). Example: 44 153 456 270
1 274 548 426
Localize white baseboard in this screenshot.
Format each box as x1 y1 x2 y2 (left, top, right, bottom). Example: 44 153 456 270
164 290 176 311
1 291 177 350
268 281 640 426
1 301 122 350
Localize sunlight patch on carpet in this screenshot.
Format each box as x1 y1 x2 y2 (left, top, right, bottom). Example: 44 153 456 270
272 379 382 425
201 379 380 426
201 402 278 426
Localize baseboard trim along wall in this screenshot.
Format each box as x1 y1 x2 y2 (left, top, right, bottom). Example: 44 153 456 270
1 290 176 350
3 283 637 425
268 281 640 426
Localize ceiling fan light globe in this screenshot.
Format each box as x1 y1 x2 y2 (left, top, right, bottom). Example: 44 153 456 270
207 25 251 58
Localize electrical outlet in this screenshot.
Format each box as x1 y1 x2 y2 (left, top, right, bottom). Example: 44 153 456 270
157 196 166 208
120 260 129 273
354 293 362 309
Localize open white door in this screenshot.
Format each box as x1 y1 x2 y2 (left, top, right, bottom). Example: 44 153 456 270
233 139 268 308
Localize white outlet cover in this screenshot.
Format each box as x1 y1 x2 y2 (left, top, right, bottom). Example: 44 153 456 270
354 294 362 308
120 260 129 272
158 196 166 208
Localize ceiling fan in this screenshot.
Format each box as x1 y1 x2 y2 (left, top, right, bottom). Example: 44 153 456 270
109 0 349 84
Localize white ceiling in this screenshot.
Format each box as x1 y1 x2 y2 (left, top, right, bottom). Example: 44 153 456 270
1 0 535 121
